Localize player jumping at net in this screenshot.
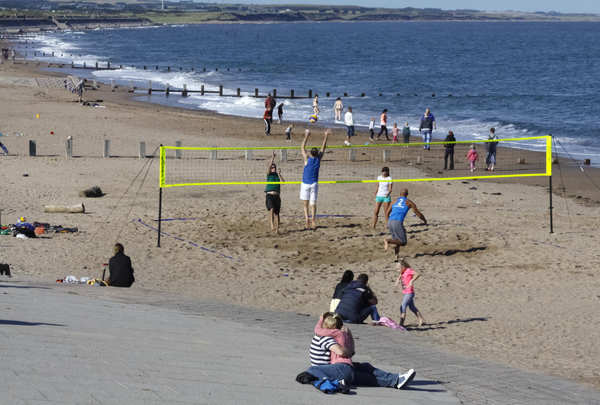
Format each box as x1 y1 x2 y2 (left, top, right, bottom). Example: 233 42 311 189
300 128 329 229
384 189 427 260
266 151 285 234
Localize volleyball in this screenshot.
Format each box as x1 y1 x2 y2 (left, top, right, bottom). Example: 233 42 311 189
309 114 318 123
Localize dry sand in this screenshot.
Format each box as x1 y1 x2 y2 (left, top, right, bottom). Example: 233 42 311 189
0 59 599 390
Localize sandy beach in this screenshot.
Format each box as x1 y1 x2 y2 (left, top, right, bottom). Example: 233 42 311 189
0 57 599 391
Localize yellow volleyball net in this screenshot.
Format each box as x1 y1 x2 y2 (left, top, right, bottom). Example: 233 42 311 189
159 135 551 188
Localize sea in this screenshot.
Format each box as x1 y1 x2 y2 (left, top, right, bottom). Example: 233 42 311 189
17 21 600 162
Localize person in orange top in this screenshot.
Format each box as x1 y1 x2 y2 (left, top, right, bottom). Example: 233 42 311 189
376 109 389 140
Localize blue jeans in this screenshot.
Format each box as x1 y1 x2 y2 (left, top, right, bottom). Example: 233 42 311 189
353 362 399 387
354 305 380 323
307 363 354 383
401 293 419 315
422 130 432 149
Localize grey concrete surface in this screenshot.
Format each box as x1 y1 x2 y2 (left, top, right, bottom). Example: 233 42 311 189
0 280 458 405
1 279 599 404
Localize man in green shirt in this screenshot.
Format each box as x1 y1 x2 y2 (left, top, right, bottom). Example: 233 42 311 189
266 151 285 233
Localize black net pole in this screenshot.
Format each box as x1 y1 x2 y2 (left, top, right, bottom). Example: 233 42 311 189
549 174 554 234
157 187 163 247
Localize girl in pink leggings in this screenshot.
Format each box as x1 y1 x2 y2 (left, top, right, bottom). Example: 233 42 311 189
395 259 425 327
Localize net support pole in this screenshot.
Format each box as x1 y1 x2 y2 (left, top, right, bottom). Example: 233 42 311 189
549 174 553 234
157 187 163 247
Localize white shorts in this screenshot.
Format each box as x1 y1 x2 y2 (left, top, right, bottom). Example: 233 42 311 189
300 182 318 204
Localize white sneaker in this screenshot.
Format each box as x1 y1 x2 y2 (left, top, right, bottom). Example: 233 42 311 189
396 369 416 389
344 140 351 146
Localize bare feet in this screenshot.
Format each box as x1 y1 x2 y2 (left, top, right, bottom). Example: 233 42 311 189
311 220 317 229
383 239 389 251
305 219 310 229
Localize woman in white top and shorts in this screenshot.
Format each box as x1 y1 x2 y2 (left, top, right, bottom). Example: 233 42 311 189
372 167 393 229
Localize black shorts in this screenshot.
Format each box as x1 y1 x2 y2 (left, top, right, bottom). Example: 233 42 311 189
266 193 281 214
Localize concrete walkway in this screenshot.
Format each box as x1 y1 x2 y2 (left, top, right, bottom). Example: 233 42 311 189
1 280 598 404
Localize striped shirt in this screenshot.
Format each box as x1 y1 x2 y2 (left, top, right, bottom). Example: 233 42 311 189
309 335 336 366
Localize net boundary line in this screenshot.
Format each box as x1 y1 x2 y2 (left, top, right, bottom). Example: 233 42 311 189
159 135 552 188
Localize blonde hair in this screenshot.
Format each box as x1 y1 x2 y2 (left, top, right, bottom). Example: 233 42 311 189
323 314 343 330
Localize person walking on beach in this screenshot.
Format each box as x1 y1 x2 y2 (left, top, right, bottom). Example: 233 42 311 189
277 103 284 124
270 94 277 114
376 109 389 140
402 122 411 144
313 95 320 116
330 270 354 312
392 123 399 143
486 127 498 172
300 129 329 229
372 166 393 229
334 97 344 121
443 130 456 170
368 117 375 141
395 259 425 327
264 93 274 135
419 108 436 150
266 151 284 233
467 144 478 172
344 107 354 146
384 189 427 260
263 107 273 136
285 124 293 142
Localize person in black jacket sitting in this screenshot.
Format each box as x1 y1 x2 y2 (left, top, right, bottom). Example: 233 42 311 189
329 270 354 312
107 243 135 287
335 274 380 324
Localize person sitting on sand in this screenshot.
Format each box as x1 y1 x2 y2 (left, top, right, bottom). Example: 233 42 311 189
265 151 284 233
335 274 380 324
300 128 329 229
395 258 426 327
298 312 416 389
330 270 354 312
107 243 135 287
384 189 427 260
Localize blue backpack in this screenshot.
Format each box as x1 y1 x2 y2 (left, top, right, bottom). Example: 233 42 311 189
313 378 350 394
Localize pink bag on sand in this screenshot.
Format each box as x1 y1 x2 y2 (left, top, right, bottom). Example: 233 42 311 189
374 316 405 330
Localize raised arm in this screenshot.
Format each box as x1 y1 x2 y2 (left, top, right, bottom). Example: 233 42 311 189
267 151 276 175
278 168 285 183
320 129 330 155
301 129 310 163
407 199 427 224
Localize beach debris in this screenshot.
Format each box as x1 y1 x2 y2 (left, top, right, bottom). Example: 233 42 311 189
35 114 39 119
491 192 502 195
22 173 29 177
43 203 85 214
79 186 104 198
469 187 477 190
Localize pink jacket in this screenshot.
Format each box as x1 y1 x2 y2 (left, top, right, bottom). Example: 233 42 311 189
314 316 354 366
467 149 479 162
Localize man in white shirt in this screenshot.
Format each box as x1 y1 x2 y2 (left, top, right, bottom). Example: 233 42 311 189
344 107 354 146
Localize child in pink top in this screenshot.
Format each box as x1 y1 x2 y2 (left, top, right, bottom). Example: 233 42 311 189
394 258 425 327
392 122 399 143
467 144 478 172
314 314 354 366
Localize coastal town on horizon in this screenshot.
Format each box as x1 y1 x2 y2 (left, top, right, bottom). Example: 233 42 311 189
1 0 600 32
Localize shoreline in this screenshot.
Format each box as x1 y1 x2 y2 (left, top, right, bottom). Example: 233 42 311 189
1 48 600 391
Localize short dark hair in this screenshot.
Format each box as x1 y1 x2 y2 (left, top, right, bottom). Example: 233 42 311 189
310 147 319 157
114 243 124 254
357 273 369 284
382 166 389 174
